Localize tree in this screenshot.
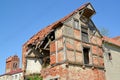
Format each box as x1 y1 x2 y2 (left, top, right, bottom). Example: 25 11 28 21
99 27 109 37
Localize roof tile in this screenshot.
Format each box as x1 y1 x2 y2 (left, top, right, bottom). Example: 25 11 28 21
103 36 120 47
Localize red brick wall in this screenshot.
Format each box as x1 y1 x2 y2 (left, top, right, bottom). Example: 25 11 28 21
68 65 105 80
41 64 68 80
40 63 105 80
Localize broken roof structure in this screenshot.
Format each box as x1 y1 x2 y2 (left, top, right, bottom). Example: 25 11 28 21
23 2 96 47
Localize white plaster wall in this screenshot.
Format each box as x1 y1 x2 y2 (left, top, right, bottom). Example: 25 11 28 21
26 58 42 75
0 75 10 80
104 43 120 80
11 72 23 80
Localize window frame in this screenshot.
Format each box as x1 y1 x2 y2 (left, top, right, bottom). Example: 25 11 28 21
81 25 89 43
73 19 80 30
83 47 90 65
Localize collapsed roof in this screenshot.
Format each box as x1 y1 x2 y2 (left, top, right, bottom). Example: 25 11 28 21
23 2 96 47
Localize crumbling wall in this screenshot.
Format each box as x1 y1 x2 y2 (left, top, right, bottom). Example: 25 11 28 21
41 64 68 80
68 65 105 80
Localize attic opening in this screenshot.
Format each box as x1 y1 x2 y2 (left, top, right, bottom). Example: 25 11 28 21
26 30 55 74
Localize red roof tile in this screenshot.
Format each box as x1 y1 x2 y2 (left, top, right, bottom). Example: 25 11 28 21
6 68 23 75
103 36 120 47
112 36 120 41
0 68 22 76
23 2 92 47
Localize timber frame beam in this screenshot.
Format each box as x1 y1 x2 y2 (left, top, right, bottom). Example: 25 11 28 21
26 30 55 58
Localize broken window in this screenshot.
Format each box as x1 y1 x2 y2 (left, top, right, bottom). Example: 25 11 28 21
83 47 90 64
80 16 88 23
73 19 80 29
81 25 89 43
88 20 96 33
108 53 112 60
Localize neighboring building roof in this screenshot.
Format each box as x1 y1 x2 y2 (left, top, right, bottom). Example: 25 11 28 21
0 68 22 76
112 36 120 41
6 68 22 75
23 2 95 47
103 36 120 47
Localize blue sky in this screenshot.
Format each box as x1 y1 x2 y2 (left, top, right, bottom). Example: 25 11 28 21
0 0 120 74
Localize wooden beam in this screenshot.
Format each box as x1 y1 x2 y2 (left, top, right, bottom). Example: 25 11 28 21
41 48 50 51
26 49 32 56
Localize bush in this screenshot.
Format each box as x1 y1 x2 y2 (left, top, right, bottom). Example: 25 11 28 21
27 75 43 80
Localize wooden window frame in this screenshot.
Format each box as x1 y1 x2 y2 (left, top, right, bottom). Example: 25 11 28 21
83 47 90 64
81 25 89 43
73 19 80 30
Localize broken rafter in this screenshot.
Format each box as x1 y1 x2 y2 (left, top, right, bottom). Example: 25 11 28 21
41 48 50 51
36 29 54 48
26 29 55 59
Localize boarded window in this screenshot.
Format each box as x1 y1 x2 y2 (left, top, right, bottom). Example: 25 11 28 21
74 19 79 29
83 47 90 64
81 26 89 42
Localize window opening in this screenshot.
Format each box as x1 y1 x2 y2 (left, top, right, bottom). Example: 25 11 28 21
13 63 17 69
15 75 17 79
108 53 112 60
41 31 55 68
83 47 90 64
88 20 96 33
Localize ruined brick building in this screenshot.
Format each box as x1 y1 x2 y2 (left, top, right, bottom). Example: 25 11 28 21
0 55 23 80
22 3 105 80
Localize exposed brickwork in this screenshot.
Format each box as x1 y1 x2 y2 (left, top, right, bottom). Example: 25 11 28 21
68 65 105 80
6 55 20 73
74 29 81 39
41 64 68 80
50 54 56 65
50 41 56 53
